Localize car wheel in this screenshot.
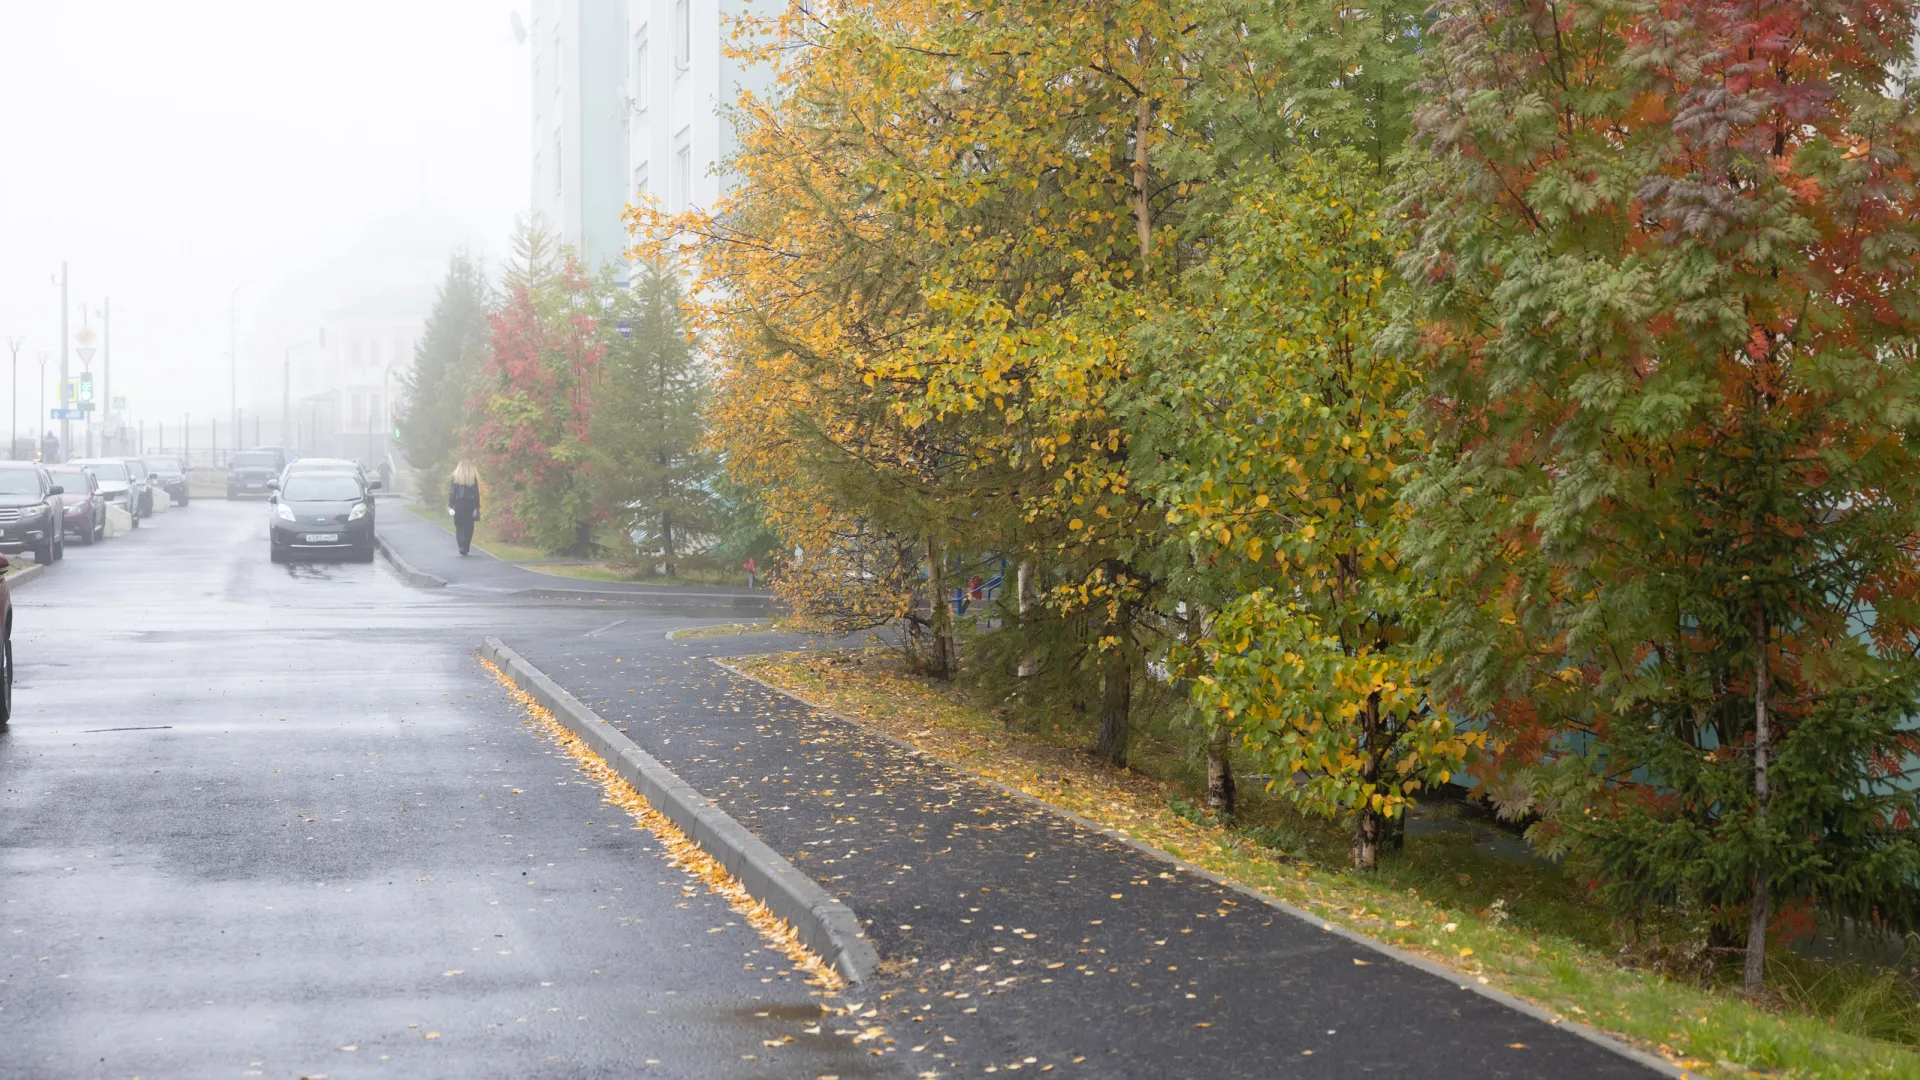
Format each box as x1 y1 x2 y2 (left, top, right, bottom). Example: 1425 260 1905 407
269 545 286 564
52 532 63 562
355 544 376 564
34 535 53 564
179 494 189 507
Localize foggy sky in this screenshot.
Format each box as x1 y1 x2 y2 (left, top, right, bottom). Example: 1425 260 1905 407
0 0 532 440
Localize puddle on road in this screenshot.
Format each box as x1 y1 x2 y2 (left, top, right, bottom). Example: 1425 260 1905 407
733 1002 832 1023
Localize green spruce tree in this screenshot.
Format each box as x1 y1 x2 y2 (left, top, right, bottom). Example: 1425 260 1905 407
397 251 490 488
591 263 714 576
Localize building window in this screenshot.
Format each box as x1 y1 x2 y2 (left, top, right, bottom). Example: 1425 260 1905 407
635 162 650 200
674 0 690 71
674 133 691 212
553 27 562 93
533 150 542 200
553 130 563 196
633 27 649 110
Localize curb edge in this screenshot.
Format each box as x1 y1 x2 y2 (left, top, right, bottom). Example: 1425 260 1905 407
376 532 447 588
481 637 879 985
712 657 1686 1080
5 562 46 590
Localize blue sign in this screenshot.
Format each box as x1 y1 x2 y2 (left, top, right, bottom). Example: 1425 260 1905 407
49 408 82 420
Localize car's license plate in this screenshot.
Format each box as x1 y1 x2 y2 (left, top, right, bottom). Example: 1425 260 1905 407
305 533 338 543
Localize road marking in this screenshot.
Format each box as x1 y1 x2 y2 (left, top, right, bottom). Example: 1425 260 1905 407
583 619 627 637
83 725 174 733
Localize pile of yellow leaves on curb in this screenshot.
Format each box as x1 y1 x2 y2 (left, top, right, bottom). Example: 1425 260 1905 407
480 656 844 992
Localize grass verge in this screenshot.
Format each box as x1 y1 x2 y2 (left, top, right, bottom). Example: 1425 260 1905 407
734 647 1920 1080
669 621 778 640
402 502 547 562
525 561 753 588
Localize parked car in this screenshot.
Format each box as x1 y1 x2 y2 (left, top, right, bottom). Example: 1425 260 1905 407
46 465 105 545
278 456 375 489
66 458 139 528
122 458 156 517
227 449 284 499
276 458 381 522
0 463 64 564
144 455 189 507
269 471 376 563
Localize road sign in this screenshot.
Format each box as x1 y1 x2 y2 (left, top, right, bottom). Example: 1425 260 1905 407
50 408 82 420
111 395 127 411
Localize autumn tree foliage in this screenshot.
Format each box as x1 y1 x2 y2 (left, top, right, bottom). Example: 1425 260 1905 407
469 219 603 553
1142 155 1480 868
1398 0 1920 989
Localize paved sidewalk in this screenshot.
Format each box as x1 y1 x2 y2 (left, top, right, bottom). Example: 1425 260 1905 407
375 501 776 612
510 627 1664 1079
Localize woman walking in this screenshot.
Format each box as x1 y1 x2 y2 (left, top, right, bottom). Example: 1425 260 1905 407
448 459 481 556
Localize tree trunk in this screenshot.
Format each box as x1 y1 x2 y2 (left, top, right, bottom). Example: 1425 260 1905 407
1130 38 1154 275
1351 810 1381 871
1350 694 1384 870
1204 724 1235 818
1095 614 1132 767
1015 560 1036 679
924 534 954 680
1745 606 1773 996
661 507 675 577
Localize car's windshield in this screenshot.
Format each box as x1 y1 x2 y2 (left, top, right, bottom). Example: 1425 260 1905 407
49 469 88 492
282 475 364 502
148 458 181 473
231 453 277 469
0 469 41 496
86 462 129 483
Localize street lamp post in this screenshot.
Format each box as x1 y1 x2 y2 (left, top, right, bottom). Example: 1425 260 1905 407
229 284 242 457
51 262 67 459
3 335 23 460
98 298 111 455
35 352 47 460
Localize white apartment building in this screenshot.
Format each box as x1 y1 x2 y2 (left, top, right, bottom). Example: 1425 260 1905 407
528 0 777 275
302 292 429 467
529 0 631 273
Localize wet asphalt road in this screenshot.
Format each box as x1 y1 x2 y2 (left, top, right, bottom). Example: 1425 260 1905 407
0 500 889 1080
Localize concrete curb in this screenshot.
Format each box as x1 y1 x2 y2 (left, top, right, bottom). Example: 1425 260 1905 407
5 562 47 590
713 658 1685 1079
481 637 879 984
376 533 447 588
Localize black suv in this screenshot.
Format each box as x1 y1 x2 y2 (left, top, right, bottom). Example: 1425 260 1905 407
227 449 287 499
145 455 190 507
0 463 64 563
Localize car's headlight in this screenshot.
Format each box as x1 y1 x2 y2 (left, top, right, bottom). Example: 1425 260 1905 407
348 503 368 521
275 502 295 521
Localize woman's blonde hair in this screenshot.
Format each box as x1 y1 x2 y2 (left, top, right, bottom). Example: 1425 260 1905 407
451 459 478 486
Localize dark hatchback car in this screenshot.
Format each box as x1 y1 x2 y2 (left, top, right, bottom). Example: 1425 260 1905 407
269 472 375 563
227 449 285 499
145 456 189 507
0 464 64 563
46 465 105 545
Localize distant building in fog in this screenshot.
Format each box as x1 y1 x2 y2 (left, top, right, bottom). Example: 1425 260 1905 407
300 290 431 467
527 0 777 275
